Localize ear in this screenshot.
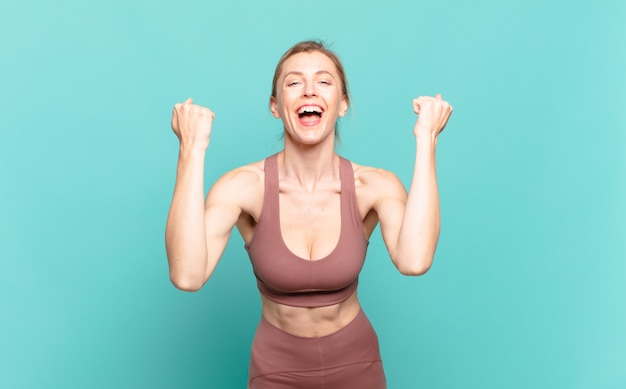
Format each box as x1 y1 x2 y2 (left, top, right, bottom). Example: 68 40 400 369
270 96 280 118
339 95 348 118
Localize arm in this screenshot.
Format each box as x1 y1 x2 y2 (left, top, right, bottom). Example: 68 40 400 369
377 94 453 275
165 99 241 291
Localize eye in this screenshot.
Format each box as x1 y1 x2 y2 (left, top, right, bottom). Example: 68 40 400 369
286 80 301 87
318 79 331 85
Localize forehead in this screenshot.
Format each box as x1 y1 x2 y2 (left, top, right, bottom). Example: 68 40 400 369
281 51 339 77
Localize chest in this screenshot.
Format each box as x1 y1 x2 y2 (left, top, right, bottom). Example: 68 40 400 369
278 184 342 260
239 169 377 255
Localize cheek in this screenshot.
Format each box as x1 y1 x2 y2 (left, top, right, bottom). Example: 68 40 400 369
279 90 302 111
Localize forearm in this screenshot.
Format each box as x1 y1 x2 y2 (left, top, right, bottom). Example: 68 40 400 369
395 136 440 275
165 146 209 290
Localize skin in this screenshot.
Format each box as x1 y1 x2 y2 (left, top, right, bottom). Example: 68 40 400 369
166 51 453 337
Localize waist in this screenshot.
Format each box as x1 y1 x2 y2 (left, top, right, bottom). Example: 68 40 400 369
260 290 361 338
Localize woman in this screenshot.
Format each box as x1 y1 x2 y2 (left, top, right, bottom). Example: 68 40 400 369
166 40 452 388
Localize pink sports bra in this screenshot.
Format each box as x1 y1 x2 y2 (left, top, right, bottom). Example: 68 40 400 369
245 153 368 308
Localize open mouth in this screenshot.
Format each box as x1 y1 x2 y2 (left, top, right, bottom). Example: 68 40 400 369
297 105 324 121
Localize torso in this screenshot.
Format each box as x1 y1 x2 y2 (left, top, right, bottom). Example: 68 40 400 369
235 153 382 337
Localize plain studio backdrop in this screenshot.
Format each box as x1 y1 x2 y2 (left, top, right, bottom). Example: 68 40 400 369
1 0 624 388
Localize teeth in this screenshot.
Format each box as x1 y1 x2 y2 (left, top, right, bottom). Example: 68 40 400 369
298 106 322 114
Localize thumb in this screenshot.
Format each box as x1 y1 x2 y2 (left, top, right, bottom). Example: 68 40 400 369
435 93 442 100
412 98 421 114
183 97 193 105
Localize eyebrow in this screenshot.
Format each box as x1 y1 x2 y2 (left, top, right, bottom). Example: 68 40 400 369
283 70 335 79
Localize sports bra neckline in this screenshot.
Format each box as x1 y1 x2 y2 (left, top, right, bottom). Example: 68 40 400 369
248 153 351 263
276 179 345 264
244 153 368 308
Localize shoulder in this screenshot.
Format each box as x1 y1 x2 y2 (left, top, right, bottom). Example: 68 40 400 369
350 161 406 197
217 159 265 186
207 158 265 209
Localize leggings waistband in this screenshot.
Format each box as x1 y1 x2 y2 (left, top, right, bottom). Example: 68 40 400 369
249 308 383 381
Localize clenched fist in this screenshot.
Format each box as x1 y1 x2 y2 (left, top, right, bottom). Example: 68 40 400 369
412 94 453 141
171 98 215 150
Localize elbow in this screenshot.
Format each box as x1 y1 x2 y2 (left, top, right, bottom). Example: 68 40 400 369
166 251 209 292
395 255 433 276
399 263 432 276
169 272 205 292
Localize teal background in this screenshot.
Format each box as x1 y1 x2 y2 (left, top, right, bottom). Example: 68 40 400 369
1 0 624 387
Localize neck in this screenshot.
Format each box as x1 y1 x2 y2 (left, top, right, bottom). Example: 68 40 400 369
279 139 339 192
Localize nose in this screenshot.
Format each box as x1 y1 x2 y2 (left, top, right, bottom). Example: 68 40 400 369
303 81 317 97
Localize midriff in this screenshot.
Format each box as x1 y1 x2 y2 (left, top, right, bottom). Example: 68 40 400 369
260 290 361 338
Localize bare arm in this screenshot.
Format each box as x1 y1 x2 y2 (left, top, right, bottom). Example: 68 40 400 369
377 94 453 275
165 99 241 291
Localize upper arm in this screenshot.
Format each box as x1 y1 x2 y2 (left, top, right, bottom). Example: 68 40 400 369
360 168 408 261
202 166 262 280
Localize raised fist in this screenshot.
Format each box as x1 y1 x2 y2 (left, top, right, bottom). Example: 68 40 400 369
412 94 453 141
171 98 215 150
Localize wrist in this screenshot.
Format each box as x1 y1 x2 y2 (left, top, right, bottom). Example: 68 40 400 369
414 133 438 148
179 142 208 159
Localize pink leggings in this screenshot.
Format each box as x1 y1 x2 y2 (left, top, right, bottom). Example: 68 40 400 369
248 309 386 388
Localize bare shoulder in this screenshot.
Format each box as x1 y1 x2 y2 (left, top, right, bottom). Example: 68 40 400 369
216 159 264 186
350 161 407 234
352 162 407 199
206 159 265 214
